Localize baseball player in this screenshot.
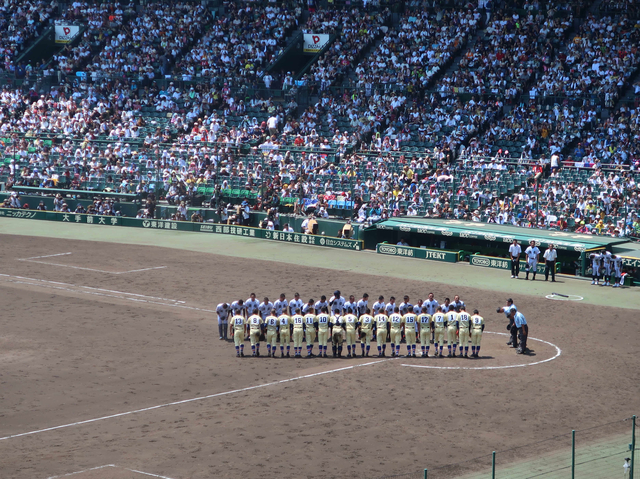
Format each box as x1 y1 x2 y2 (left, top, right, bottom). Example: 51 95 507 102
375 309 389 356
245 293 260 317
302 298 315 314
399 295 413 315
291 309 305 358
602 251 613 286
590 251 603 285
389 307 403 357
316 307 331 357
343 308 359 358
330 310 345 357
509 239 522 278
613 255 623 287
278 310 292 358
417 307 432 357
359 308 374 357
372 295 386 315
424 293 439 344
344 295 357 315
432 307 447 357
231 299 245 317
248 312 264 357
470 309 485 358
451 295 466 311
440 297 451 313
446 307 459 357
289 292 304 315
265 309 279 358
402 308 417 357
258 297 274 319
497 298 518 347
524 240 540 280
216 302 230 340
457 306 471 358
314 295 329 314
304 307 317 357
230 311 247 357
329 290 346 315
274 294 289 316
385 296 397 315
357 293 369 317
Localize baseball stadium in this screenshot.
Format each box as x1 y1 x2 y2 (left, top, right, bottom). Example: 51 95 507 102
1 0 639 478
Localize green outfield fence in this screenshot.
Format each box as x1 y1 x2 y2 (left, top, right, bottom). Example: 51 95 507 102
369 416 637 479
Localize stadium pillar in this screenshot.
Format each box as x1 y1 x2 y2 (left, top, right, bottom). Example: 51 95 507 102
492 451 495 479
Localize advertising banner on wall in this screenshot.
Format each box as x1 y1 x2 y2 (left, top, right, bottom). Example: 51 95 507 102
303 33 330 53
55 25 80 43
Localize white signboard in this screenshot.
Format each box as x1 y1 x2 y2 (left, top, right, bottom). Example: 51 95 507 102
303 33 330 53
55 25 80 44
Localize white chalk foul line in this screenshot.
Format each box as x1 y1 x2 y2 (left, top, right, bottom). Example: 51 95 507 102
21 252 73 261
45 465 176 479
2 359 392 442
17 258 167 275
0 274 208 312
401 332 562 370
46 464 116 478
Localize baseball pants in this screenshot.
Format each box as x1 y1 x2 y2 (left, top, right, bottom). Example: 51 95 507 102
292 330 304 348
527 260 537 277
332 330 344 345
420 329 431 346
318 329 329 347
592 264 600 279
544 261 556 281
361 330 372 346
471 330 482 346
447 327 458 345
346 330 357 346
306 329 317 345
279 330 290 346
390 330 402 345
458 328 469 345
377 330 388 349
250 331 261 346
509 321 518 348
266 330 277 348
234 330 244 347
434 328 445 345
405 330 416 346
518 324 529 350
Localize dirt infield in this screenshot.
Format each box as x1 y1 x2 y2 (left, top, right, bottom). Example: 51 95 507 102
0 234 638 479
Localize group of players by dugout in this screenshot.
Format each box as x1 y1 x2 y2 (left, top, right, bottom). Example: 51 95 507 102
216 291 486 359
589 251 625 287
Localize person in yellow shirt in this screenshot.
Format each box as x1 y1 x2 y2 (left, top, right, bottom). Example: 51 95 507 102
470 309 485 358
402 310 417 357
417 307 432 358
375 310 389 357
331 310 345 358
343 308 359 358
432 307 447 358
278 312 292 358
446 307 459 358
304 308 317 357
248 313 264 357
316 307 331 358
265 309 279 358
230 313 247 357
389 307 404 357
291 309 305 358
359 308 374 357
457 306 471 358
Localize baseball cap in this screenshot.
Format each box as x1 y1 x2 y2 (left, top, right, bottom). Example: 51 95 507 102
334 290 341 295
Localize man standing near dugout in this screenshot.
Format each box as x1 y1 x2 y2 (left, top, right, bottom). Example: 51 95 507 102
525 240 540 281
509 239 521 279
543 244 557 282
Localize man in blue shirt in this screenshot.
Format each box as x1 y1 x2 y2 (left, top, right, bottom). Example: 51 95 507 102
509 309 529 354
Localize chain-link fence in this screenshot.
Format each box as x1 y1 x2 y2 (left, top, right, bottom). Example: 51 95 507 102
369 416 637 479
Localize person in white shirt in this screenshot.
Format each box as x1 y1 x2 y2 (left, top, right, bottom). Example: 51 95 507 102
314 295 329 314
289 292 304 316
543 244 558 282
508 239 522 279
397 238 409 246
245 293 260 316
590 251 603 285
356 294 369 317
216 302 230 340
524 240 540 280
282 223 294 232
424 293 439 344
601 251 613 286
274 294 289 316
372 295 386 315
329 290 346 315
258 297 274 319
612 255 623 288
231 299 245 317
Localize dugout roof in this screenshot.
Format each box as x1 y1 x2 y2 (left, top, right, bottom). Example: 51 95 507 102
364 218 628 252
